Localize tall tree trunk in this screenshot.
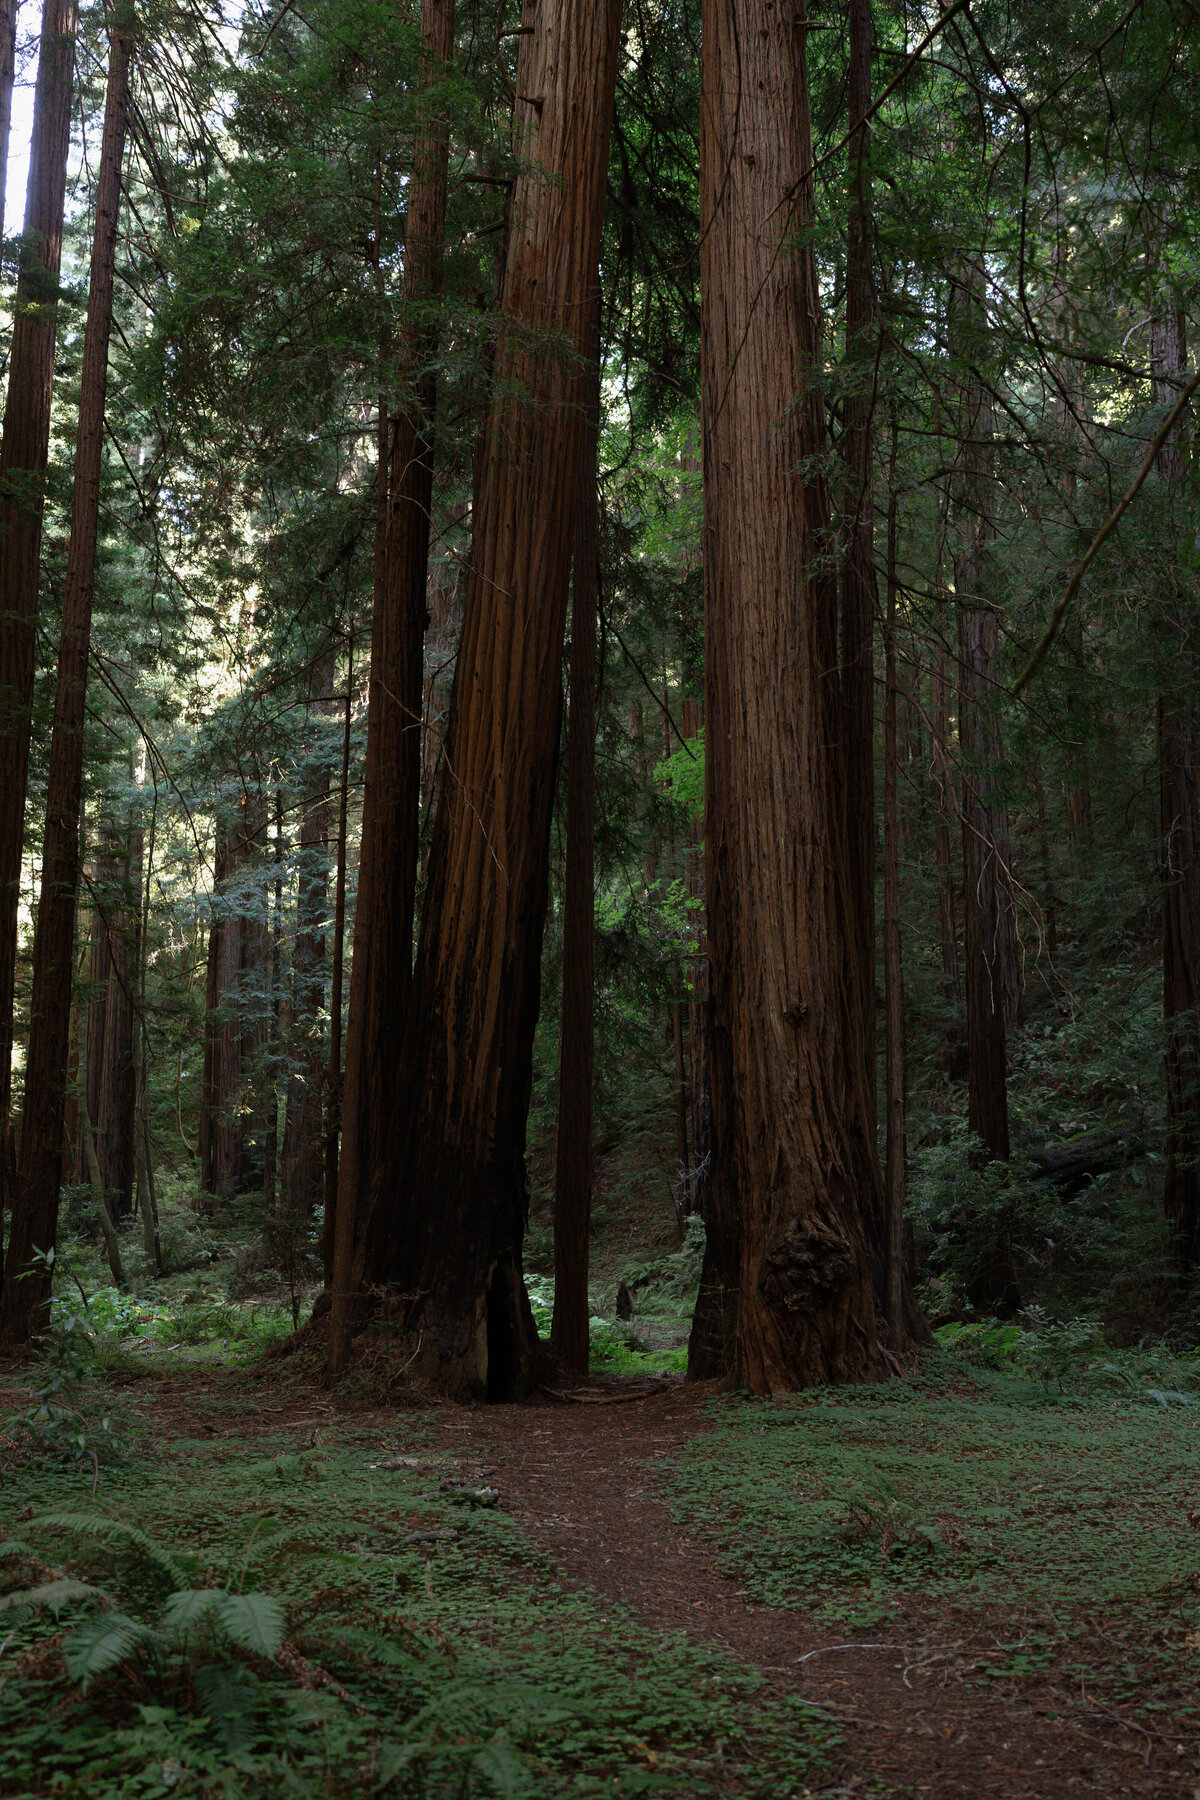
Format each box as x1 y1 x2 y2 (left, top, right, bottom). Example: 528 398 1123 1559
688 0 881 1392
883 475 905 1344
1151 295 1200 1266
321 634 354 1280
839 0 879 1205
0 0 19 247
332 0 624 1398
329 0 455 1339
0 0 79 1270
551 315 600 1376
261 789 286 1220
282 659 333 1218
952 259 1020 1314
930 649 962 1020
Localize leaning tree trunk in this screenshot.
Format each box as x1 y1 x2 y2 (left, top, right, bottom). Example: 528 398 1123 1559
329 0 455 1315
0 23 133 1339
551 309 600 1375
331 0 625 1398
1150 295 1200 1266
0 0 78 1270
688 0 881 1392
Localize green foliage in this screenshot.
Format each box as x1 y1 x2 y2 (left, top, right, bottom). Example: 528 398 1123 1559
0 1433 838 1799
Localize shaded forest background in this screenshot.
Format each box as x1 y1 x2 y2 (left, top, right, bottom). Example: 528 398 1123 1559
0 0 1197 1375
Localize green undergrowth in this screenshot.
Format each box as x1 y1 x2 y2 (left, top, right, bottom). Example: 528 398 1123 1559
665 1355 1200 1728
0 1424 839 1799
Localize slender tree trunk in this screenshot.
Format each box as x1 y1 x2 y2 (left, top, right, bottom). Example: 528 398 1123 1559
930 650 962 1017
0 0 79 1268
840 0 880 1206
551 315 600 1376
82 826 138 1220
333 0 624 1398
952 259 1020 1314
688 0 881 1392
0 0 19 247
282 659 332 1218
329 0 455 1347
1150 297 1200 1266
883 478 905 1344
261 790 285 1219
680 692 710 1227
199 793 266 1205
322 634 354 1280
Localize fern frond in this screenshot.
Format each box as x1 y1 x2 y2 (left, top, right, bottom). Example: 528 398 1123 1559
0 1578 108 1616
217 1591 285 1659
33 1511 183 1589
64 1613 162 1687
160 1587 226 1637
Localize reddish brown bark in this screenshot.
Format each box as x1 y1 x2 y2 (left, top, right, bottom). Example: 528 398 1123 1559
0 0 18 246
329 0 455 1337
551 325 600 1375
334 0 624 1399
3 5 133 1321
0 0 79 1267
82 835 138 1221
688 0 881 1392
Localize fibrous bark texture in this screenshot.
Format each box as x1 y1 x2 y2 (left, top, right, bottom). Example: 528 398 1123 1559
688 0 881 1392
337 0 624 1400
0 0 79 1257
330 0 454 1321
0 24 133 1343
551 318 600 1375
281 659 333 1218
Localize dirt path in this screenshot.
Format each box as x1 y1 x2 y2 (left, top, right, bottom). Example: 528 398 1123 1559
428 1383 1194 1800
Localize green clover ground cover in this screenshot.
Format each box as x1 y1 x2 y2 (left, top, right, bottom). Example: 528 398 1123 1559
665 1364 1200 1726
0 1424 838 1800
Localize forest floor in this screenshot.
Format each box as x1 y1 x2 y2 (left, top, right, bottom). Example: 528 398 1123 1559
3 1337 1200 1798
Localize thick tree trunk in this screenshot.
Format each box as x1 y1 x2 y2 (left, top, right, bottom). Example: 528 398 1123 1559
0 0 79 1266
281 660 333 1218
1150 299 1200 1266
329 0 455 1335
551 323 600 1376
0 21 132 1342
883 481 905 1344
333 0 624 1399
688 0 881 1392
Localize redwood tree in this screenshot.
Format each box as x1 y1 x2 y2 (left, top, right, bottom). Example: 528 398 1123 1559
688 0 881 1391
331 0 625 1397
0 0 79 1263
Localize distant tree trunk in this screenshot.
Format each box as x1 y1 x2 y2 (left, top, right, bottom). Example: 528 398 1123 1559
0 0 18 246
282 659 333 1218
883 474 905 1344
1151 296 1200 1266
0 0 79 1267
333 0 624 1397
930 649 962 1018
551 316 600 1376
679 692 710 1227
321 634 354 1280
0 18 131 1338
82 826 139 1222
840 0 879 1186
261 789 286 1219
688 0 881 1391
952 257 1019 1314
199 793 267 1205
330 0 455 1333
